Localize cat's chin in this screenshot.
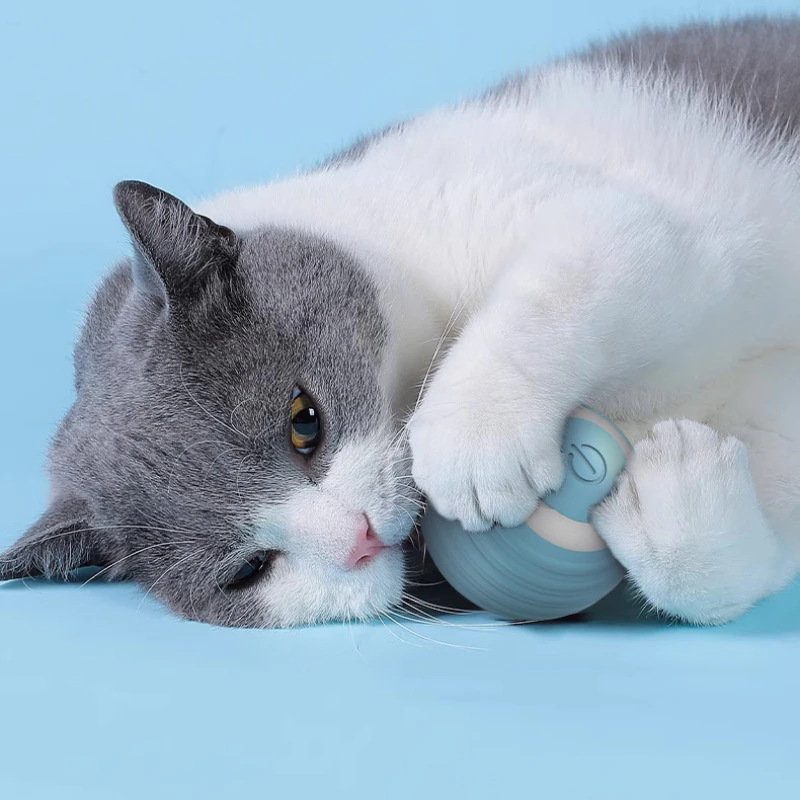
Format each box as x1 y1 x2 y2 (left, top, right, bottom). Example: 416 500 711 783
252 545 407 629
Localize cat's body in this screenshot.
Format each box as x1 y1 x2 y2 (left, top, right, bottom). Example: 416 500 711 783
3 16 800 626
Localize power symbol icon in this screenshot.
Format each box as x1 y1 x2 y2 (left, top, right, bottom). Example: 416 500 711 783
567 444 607 484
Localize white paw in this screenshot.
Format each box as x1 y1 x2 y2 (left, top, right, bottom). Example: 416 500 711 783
408 342 565 532
593 419 790 624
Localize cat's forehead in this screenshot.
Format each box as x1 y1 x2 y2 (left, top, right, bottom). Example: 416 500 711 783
151 227 385 380
214 228 390 400
237 227 384 320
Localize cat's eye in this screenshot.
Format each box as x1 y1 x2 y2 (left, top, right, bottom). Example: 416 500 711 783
291 389 322 455
227 551 277 589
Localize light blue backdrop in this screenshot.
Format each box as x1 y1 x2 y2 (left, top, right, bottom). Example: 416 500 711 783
1 1 799 798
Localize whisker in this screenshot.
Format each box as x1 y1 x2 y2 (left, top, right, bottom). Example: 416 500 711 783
235 452 258 499
137 549 202 610
180 363 250 442
251 416 287 445
403 594 486 617
406 283 479 428
167 438 230 496
346 611 365 659
376 612 427 648
403 593 536 628
402 595 526 629
383 610 485 651
200 445 241 489
78 540 197 587
4 524 200 553
188 552 216 621
394 604 502 633
228 394 266 436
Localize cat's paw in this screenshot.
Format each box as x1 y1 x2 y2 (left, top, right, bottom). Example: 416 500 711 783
408 343 565 532
592 419 789 624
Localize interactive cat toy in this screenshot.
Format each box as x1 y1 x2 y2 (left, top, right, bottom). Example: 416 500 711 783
420 406 631 621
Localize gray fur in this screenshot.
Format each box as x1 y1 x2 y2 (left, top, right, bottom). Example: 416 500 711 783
3 16 799 627
320 16 800 174
486 15 800 140
1 183 389 626
317 121 408 169
580 16 800 138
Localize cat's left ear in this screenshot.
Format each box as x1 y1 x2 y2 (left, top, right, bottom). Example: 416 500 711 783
0 498 115 582
113 180 239 305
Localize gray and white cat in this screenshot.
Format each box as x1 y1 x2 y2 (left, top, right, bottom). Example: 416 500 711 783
3 16 800 627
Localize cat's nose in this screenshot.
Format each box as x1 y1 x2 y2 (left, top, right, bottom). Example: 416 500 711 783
346 517 386 570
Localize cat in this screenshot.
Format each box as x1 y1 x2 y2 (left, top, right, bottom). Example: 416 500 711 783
2 15 799 628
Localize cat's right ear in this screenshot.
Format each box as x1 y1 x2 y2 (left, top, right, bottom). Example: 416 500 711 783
0 498 115 582
113 180 239 306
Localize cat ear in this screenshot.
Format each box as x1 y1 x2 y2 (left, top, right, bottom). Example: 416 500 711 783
113 180 239 304
0 498 114 581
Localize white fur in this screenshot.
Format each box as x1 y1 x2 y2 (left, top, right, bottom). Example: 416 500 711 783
198 63 800 624
252 427 415 627
593 420 793 624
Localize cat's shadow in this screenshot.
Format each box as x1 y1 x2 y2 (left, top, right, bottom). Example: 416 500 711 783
584 580 800 638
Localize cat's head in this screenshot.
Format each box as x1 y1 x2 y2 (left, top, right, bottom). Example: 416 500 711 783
0 181 422 627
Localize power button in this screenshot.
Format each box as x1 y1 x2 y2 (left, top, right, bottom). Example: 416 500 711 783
567 443 608 484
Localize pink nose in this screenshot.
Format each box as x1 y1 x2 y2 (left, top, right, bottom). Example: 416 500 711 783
346 518 386 569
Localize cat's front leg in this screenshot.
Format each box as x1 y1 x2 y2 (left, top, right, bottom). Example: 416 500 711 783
408 313 570 531
592 420 793 624
409 186 716 531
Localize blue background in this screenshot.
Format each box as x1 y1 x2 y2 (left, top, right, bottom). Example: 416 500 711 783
2 1 799 797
